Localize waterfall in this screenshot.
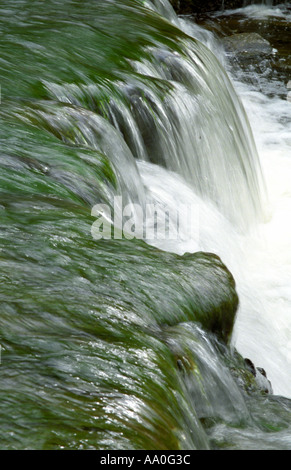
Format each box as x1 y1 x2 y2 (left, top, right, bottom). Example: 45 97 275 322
0 0 290 450
30 0 265 231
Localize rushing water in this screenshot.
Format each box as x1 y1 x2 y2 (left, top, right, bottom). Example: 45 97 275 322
206 0 291 398
0 0 290 450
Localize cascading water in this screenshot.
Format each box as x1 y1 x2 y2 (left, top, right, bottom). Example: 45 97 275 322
207 0 291 398
0 0 290 450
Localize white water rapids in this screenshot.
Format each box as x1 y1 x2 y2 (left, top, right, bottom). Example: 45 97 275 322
138 1 291 398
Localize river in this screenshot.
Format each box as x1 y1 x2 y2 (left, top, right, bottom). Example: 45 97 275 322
0 0 290 450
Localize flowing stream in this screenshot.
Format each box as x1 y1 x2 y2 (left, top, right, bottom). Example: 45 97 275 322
0 0 290 450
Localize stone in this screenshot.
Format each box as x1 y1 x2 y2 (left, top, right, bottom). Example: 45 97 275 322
222 33 273 57
244 358 273 394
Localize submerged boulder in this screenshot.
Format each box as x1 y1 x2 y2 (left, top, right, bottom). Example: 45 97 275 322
222 33 273 57
221 32 275 76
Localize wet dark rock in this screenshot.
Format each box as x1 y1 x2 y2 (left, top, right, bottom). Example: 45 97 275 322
170 1 284 15
170 0 241 15
222 33 273 57
224 351 258 394
223 353 274 396
257 367 267 378
221 33 276 80
244 358 273 394
181 252 239 344
244 358 257 376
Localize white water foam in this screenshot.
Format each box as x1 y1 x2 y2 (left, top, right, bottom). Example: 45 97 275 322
213 3 291 21
138 6 291 398
229 75 291 398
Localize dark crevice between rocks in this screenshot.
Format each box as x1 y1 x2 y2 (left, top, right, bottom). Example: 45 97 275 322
170 1 286 16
